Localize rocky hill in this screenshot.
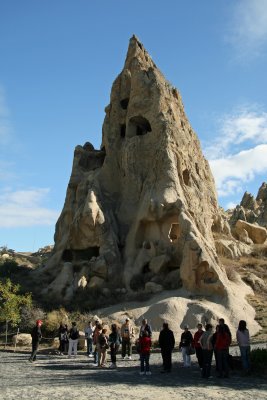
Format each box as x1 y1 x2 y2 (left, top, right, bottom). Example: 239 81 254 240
1 37 266 339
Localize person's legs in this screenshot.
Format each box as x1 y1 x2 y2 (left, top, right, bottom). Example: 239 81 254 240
186 353 191 367
101 349 107 366
73 339 78 356
240 346 250 371
140 354 145 372
145 353 150 372
121 339 126 358
182 347 187 366
128 341 132 357
206 350 213 378
196 347 203 368
222 349 229 377
217 350 223 377
68 339 73 356
29 342 38 361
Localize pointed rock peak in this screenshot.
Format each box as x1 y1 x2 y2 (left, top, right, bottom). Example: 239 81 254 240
124 35 156 70
256 181 267 202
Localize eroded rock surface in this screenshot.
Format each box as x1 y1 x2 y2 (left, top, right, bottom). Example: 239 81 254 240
41 36 232 303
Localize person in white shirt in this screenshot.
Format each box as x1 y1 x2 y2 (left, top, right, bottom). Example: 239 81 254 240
236 320 250 373
84 321 93 357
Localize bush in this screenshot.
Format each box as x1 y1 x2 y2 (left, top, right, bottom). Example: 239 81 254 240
0 259 20 278
44 308 69 334
251 348 267 374
19 305 46 332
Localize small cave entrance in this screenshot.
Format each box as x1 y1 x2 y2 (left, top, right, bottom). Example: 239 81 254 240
120 124 126 138
120 98 129 110
128 116 152 138
182 169 190 186
62 247 100 262
168 223 180 243
62 249 73 262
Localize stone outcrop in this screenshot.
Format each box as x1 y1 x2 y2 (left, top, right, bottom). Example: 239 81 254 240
229 183 267 228
234 220 267 245
41 36 230 303
226 183 267 246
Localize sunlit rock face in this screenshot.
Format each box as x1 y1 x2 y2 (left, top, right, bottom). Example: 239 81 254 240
42 36 229 302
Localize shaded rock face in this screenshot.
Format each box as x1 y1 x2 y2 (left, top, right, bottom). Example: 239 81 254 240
42 36 228 302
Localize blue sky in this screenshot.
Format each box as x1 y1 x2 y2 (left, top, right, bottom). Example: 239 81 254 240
1 0 267 252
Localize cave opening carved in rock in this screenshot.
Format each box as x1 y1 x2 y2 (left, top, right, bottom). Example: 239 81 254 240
120 98 129 110
62 247 100 262
128 116 152 138
168 223 180 243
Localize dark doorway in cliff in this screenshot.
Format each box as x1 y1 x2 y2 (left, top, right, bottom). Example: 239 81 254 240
120 124 126 138
62 249 73 262
72 247 100 261
182 169 190 186
128 116 151 137
120 98 129 110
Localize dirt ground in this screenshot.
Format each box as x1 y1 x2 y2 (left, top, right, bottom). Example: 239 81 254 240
1 346 266 400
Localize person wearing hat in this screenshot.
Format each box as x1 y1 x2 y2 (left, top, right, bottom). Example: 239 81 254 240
179 325 193 367
29 319 43 362
121 317 135 360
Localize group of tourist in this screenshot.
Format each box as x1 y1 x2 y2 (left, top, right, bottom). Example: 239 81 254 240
28 317 251 378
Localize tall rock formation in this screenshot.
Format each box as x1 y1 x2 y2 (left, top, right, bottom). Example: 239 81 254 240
42 36 230 302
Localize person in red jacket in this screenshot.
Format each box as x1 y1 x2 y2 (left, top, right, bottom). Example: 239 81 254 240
215 325 231 378
193 323 204 369
139 330 152 375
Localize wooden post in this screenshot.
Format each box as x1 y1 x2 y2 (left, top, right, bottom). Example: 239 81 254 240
5 320 8 349
14 327 19 352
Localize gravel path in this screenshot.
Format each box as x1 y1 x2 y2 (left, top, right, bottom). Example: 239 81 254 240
0 349 266 400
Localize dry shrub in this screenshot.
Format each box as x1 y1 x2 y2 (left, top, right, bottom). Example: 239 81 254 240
251 244 267 258
224 264 239 282
44 308 69 334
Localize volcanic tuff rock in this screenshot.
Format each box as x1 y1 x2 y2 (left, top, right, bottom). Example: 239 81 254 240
228 182 267 245
41 36 234 304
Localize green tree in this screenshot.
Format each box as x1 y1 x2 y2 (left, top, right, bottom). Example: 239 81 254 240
0 279 32 346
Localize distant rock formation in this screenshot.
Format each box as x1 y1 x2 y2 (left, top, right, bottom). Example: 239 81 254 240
228 183 267 245
41 36 234 303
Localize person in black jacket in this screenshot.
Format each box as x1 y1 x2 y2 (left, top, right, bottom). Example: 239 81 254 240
29 319 43 362
179 325 193 367
158 322 175 373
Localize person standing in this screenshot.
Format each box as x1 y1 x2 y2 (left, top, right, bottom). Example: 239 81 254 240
93 320 101 366
68 322 79 357
121 317 135 360
215 324 231 378
109 324 121 369
97 328 109 367
236 320 250 374
139 330 152 375
193 323 204 369
179 325 193 367
158 322 175 373
199 323 214 379
58 323 68 355
139 318 152 338
29 319 42 362
84 320 93 357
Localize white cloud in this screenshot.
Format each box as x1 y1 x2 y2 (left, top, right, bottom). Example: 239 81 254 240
205 106 267 159
227 0 267 60
210 144 267 197
204 105 267 198
0 188 59 228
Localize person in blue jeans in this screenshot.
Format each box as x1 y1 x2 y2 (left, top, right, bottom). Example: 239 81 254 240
236 320 250 373
139 330 152 375
84 321 93 357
